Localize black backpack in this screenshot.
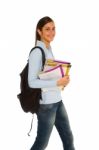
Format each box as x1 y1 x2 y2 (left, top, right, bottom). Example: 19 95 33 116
17 46 46 114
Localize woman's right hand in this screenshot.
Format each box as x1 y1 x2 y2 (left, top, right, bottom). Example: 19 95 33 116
57 76 70 87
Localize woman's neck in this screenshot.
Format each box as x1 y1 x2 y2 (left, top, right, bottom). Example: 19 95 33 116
41 39 50 49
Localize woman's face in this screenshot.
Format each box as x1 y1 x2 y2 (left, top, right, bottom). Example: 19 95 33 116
38 22 56 43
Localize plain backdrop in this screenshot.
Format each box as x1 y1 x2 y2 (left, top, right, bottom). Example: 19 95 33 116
0 0 99 150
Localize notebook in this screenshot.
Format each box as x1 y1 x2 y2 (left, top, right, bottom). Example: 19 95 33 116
38 59 71 92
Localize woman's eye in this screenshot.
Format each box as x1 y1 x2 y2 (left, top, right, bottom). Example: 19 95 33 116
46 28 50 31
45 27 55 31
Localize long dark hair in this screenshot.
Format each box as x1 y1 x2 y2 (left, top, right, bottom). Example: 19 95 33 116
35 16 54 45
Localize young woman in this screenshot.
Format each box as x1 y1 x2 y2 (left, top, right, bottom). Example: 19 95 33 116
28 16 75 150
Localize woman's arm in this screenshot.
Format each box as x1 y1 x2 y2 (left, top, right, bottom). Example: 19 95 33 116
28 48 58 88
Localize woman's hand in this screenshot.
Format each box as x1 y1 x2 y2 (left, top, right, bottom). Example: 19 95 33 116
57 76 70 87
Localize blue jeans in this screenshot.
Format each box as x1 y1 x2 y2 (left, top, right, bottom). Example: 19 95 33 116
30 100 75 150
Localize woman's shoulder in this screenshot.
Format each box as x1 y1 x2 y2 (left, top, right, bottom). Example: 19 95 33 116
30 47 43 57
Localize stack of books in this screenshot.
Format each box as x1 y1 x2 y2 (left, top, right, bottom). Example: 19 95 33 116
38 59 71 91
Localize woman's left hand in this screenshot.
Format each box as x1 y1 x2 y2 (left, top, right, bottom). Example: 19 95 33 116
62 76 70 90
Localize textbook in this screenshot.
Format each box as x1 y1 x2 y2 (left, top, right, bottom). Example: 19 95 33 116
38 59 71 92
39 65 64 80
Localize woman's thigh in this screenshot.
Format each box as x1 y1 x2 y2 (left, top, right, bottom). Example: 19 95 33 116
36 103 59 141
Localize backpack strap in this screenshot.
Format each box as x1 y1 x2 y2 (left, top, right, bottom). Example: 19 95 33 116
27 115 34 136
29 46 46 71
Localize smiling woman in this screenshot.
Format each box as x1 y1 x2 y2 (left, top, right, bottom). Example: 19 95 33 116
28 16 75 150
35 17 55 48
37 22 55 47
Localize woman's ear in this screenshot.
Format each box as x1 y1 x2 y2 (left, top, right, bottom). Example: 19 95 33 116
37 29 41 36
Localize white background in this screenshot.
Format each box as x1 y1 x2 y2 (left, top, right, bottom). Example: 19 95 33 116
0 0 99 150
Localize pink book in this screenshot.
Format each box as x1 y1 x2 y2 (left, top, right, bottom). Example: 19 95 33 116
44 65 64 77
39 65 65 81
53 59 71 64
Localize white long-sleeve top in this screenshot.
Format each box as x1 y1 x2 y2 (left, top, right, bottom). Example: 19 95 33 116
28 40 62 104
